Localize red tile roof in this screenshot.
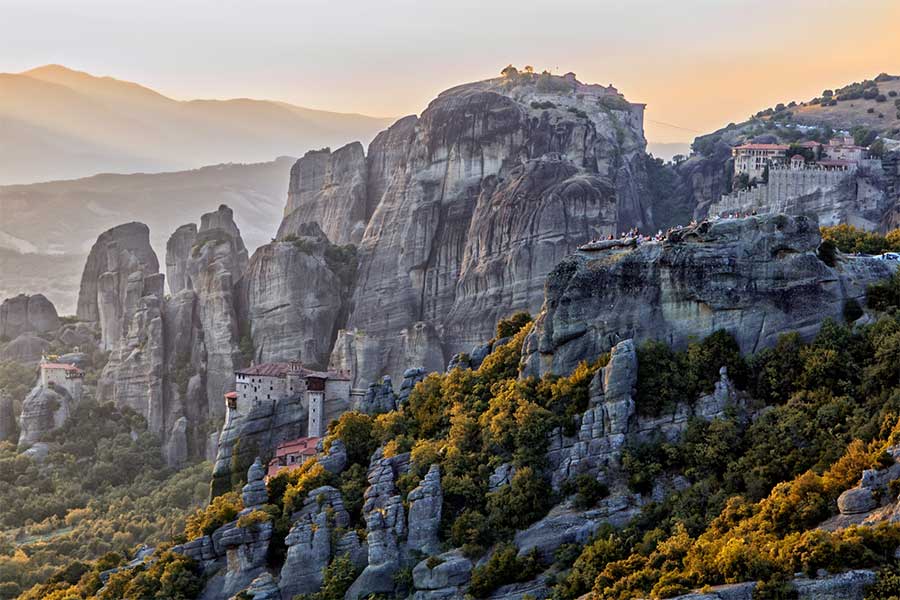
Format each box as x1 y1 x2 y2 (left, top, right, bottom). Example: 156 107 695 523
235 362 350 381
734 143 790 151
41 362 82 373
224 391 238 399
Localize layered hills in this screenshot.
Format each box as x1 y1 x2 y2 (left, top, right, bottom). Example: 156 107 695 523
0 65 392 185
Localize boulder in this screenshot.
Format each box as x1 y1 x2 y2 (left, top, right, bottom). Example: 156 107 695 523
345 452 410 600
18 384 73 448
838 487 877 515
412 550 473 595
241 457 269 510
356 376 396 414
234 571 280 600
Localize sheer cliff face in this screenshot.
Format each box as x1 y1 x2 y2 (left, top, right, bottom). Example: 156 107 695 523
75 222 159 350
85 205 249 464
521 214 898 378
278 142 369 246
330 76 649 385
236 223 347 369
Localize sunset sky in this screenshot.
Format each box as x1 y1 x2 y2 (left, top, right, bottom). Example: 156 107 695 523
3 0 900 144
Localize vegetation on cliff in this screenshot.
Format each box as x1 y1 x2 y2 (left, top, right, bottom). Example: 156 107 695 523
17 286 900 600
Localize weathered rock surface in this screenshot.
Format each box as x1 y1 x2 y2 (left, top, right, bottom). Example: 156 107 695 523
355 376 397 414
345 451 410 600
279 143 369 246
0 294 59 340
97 273 167 434
523 214 898 378
838 487 878 515
241 457 269 510
335 74 649 387
667 569 876 600
407 464 442 555
279 485 351 599
17 384 73 449
237 223 347 369
75 222 159 348
236 572 280 600
412 550 473 600
165 223 198 295
183 205 248 419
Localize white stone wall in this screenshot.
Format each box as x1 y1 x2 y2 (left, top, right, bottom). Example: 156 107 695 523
709 167 853 217
307 391 325 437
235 374 286 413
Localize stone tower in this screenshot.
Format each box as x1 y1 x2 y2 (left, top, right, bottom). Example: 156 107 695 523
307 376 326 438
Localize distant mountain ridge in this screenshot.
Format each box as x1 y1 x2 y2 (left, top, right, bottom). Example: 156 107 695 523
0 158 296 314
0 64 394 184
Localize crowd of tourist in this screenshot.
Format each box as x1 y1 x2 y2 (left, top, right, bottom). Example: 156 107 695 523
581 210 761 249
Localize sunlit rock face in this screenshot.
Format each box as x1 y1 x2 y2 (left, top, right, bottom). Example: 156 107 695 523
522 214 897 378
326 73 649 386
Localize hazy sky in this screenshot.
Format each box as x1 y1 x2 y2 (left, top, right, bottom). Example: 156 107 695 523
2 0 900 144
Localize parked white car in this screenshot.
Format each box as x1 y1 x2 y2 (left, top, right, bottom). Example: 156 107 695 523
877 252 900 261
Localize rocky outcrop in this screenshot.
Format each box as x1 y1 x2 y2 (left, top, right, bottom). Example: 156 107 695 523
668 569 876 600
183 205 248 418
0 294 59 340
523 214 898 378
345 451 410 600
412 551 473 600
335 74 649 387
355 376 397 415
174 461 274 600
279 485 352 599
17 384 74 449
75 222 159 348
165 224 198 295
237 223 347 369
279 143 369 246
0 332 50 365
407 464 442 555
87 206 248 464
241 458 269 510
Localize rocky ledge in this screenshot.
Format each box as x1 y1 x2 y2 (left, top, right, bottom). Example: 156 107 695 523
523 214 897 377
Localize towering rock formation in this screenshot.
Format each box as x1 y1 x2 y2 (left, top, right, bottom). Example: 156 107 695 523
323 72 650 386
165 224 198 295
0 294 60 340
75 222 159 340
78 206 248 464
184 205 248 417
522 214 897 378
278 142 370 245
236 222 350 369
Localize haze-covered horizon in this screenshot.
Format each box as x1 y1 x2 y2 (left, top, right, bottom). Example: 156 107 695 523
3 0 900 146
